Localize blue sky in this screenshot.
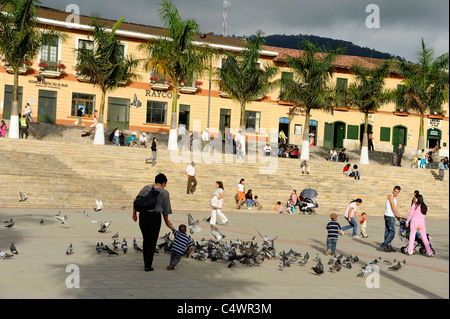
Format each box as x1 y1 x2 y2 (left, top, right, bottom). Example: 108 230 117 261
39 0 449 62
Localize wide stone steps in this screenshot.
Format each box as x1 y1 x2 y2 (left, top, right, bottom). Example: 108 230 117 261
0 138 448 217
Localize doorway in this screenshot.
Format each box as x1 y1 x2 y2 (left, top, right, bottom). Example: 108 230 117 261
219 108 231 141
37 90 57 123
3 85 23 120
279 117 290 143
178 104 190 133
392 125 407 152
333 121 346 148
427 128 441 150
107 97 130 130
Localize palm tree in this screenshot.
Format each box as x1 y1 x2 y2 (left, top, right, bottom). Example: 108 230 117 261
278 39 341 160
139 0 210 151
75 17 140 145
217 30 277 130
397 39 449 151
0 0 42 138
347 60 393 164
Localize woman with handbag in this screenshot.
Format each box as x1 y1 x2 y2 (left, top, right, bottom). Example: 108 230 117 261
210 181 229 226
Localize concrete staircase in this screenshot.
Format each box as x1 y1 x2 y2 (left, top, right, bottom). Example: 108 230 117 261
0 136 448 218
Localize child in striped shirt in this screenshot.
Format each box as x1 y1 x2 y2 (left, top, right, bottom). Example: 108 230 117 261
167 224 193 270
325 213 342 256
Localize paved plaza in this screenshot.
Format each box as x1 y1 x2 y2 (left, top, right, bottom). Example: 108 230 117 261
1 206 448 300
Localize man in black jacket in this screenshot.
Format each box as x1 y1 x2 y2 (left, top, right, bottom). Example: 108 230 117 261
396 144 403 167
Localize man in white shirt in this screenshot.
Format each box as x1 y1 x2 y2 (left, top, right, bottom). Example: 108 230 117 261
185 161 197 194
264 143 272 156
201 128 209 151
139 133 148 148
381 186 403 252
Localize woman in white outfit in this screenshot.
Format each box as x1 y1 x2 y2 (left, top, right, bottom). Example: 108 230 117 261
210 181 229 226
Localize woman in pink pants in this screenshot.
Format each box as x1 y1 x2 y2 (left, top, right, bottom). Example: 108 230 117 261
406 194 433 256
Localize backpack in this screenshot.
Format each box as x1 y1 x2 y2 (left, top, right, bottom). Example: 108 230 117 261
133 187 160 213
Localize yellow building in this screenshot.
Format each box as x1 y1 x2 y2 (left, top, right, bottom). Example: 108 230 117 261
1 6 448 156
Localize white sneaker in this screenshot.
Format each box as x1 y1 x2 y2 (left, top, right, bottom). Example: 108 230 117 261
352 235 360 238
248 207 252 210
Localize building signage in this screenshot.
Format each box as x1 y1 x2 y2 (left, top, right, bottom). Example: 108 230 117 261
428 118 441 128
28 79 68 89
145 90 180 99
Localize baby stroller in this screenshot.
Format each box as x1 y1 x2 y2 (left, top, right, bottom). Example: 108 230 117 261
399 218 435 255
296 197 318 215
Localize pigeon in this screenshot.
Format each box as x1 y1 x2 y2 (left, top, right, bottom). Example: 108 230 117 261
211 225 226 241
10 243 18 255
103 245 119 256
131 94 142 108
66 244 74 255
383 259 397 266
313 253 321 262
55 214 69 224
112 232 119 239
278 250 291 270
255 228 278 243
227 259 240 268
0 251 14 259
83 210 90 217
40 219 44 225
357 268 370 278
55 211 61 217
311 259 324 275
112 239 119 251
4 218 13 223
96 242 102 254
98 221 111 233
94 199 103 212
35 74 47 85
121 205 126 210
4 221 14 228
329 260 342 273
19 192 28 202
389 260 406 271
187 213 204 234
122 239 128 254
353 255 359 263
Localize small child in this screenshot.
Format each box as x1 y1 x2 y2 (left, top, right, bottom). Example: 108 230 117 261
254 195 263 210
167 224 192 270
286 198 295 214
275 201 283 214
360 212 368 238
325 213 342 256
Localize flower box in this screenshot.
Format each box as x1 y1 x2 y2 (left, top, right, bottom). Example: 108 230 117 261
179 86 198 94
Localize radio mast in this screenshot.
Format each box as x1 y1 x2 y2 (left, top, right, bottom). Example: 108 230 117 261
223 0 231 36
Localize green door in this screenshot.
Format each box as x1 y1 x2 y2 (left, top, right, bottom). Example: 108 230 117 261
3 85 23 120
107 97 129 130
392 125 407 152
37 90 57 123
219 108 231 141
323 122 334 148
334 121 346 148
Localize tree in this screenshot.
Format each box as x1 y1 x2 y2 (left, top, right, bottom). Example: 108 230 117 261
347 60 393 164
139 0 210 151
278 39 341 160
75 17 140 145
0 0 43 138
397 39 449 151
217 30 277 128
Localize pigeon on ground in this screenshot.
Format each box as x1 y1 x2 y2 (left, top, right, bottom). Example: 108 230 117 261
83 210 90 217
55 212 61 217
313 253 321 262
278 250 291 270
96 242 102 254
122 239 128 254
0 251 14 259
329 260 342 273
103 245 119 256
112 232 119 239
66 244 74 255
4 218 13 223
40 219 44 225
211 225 226 241
383 259 397 265
10 243 18 255
112 239 119 251
311 259 324 275
357 268 370 278
4 221 14 228
353 255 359 263
19 192 28 202
94 199 103 212
389 260 406 271
98 221 111 233
227 259 240 268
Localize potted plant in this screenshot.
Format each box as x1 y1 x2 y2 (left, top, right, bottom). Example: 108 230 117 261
149 75 160 83
194 80 203 87
38 61 49 70
55 63 66 72
23 60 33 68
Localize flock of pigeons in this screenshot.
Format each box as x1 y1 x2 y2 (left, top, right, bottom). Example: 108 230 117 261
1 193 408 278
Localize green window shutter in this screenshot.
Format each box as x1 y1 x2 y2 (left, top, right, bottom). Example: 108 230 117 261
336 78 348 107
380 127 391 142
347 125 359 140
396 84 405 111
